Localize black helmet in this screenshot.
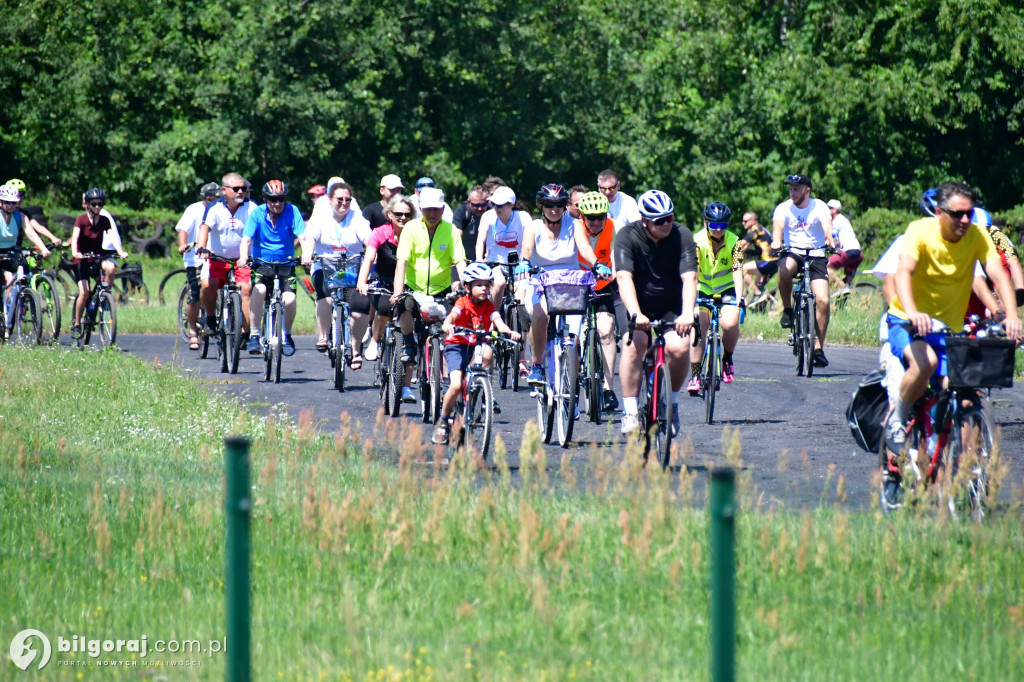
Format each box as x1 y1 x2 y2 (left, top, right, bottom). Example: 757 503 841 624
262 179 288 197
535 183 569 206
84 187 106 201
703 201 732 222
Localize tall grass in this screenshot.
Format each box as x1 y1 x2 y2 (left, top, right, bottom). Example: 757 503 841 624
2 347 1022 680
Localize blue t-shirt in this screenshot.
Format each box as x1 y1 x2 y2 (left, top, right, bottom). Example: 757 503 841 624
243 203 305 261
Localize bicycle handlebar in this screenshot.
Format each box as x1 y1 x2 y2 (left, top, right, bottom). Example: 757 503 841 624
250 257 301 267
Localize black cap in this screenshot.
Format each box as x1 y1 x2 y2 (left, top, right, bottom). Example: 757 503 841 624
784 174 813 189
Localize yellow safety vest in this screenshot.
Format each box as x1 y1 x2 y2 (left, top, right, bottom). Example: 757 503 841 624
695 229 737 296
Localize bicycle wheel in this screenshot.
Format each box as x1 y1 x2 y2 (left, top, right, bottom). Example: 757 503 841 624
465 375 494 460
652 363 673 469
704 329 718 425
333 305 346 391
427 336 443 424
55 267 77 304
584 327 603 424
117 278 150 306
510 306 523 392
97 291 117 347
177 285 191 343
12 289 43 345
804 293 816 378
34 274 62 343
946 406 995 521
200 292 213 359
555 339 578 448
273 300 285 383
158 268 188 306
535 385 555 444
793 305 805 376
386 330 405 417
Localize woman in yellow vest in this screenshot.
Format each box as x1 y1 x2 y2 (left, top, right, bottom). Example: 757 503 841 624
688 202 745 393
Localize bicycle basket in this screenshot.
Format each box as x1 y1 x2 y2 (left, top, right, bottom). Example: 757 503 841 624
945 336 1015 389
324 256 361 289
845 368 887 453
411 291 447 322
538 270 595 316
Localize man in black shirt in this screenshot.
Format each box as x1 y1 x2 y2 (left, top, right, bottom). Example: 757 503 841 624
615 189 698 436
452 184 489 258
362 174 405 228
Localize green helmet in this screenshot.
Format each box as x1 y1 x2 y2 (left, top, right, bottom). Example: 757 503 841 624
577 191 609 216
5 178 26 192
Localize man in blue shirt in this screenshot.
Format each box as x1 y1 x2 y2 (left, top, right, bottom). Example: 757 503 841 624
238 179 308 356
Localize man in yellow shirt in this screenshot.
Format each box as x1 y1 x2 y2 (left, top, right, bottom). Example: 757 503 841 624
881 181 1021 506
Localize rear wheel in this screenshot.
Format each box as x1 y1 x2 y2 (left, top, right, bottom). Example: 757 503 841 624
465 375 493 460
12 289 43 345
273 300 285 383
116 278 149 306
177 285 191 343
804 293 816 378
704 329 718 425
386 331 405 417
653 363 673 469
34 275 61 343
584 327 603 424
97 291 117 347
157 267 188 306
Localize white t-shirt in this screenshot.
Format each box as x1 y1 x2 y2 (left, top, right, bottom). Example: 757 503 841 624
608 192 641 232
99 208 124 253
773 198 832 249
478 209 532 262
204 201 253 258
303 209 372 273
175 201 206 267
831 214 860 252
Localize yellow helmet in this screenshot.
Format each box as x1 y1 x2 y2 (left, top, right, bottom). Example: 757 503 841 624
577 191 609 216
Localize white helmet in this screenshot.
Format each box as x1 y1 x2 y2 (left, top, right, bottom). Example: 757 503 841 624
637 189 674 220
0 185 20 202
462 261 494 283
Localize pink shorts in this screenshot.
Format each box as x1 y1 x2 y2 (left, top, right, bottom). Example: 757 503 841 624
828 250 863 274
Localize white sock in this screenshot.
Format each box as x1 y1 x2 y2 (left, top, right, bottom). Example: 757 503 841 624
672 389 682 405
623 397 639 415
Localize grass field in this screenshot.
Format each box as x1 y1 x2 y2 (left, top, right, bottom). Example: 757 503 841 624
2 346 1023 680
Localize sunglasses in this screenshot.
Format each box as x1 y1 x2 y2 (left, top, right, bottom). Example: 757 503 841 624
785 175 808 185
89 202 105 208
707 222 729 230
333 196 353 203
391 211 413 219
941 207 973 221
470 202 490 209
541 202 567 210
225 186 246 192
584 213 607 221
266 197 286 204
649 215 673 226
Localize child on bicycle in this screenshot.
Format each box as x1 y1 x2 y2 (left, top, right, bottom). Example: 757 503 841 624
432 262 521 445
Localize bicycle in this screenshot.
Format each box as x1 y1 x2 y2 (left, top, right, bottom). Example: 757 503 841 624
158 266 189 306
777 246 831 378
579 275 615 424
250 257 300 384
445 327 514 461
315 253 362 392
413 292 454 425
693 294 745 424
195 250 244 374
482 252 526 392
23 248 63 343
112 260 150 306
625 317 682 469
70 252 118 349
364 285 399 414
0 249 44 345
880 317 1014 520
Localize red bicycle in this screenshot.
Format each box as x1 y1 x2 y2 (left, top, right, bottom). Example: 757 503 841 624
626 317 676 468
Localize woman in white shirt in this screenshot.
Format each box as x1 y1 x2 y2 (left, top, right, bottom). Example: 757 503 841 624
475 185 532 306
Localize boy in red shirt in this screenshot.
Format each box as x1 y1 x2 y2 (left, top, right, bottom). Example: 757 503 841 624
432 262 520 445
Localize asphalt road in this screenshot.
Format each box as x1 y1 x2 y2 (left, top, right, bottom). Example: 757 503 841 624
117 334 1024 510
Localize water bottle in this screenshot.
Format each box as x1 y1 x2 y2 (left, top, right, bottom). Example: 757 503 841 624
739 300 747 325
926 432 939 456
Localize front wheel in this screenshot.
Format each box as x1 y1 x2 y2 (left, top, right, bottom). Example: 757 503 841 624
652 363 673 469
793 305 805 377
426 336 443 424
333 304 346 391
385 328 405 417
584 327 603 424
34 274 62 343
804 293 816 378
465 375 494 460
510 306 524 392
97 291 117 347
226 291 242 374
554 339 578 448
704 330 718 425
946 407 995 521
12 289 43 345
273 300 285 383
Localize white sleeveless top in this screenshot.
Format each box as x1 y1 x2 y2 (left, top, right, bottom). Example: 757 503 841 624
531 213 578 271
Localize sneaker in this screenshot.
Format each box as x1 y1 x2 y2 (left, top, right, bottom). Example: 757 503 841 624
621 413 641 436
721 361 735 384
780 308 794 328
885 421 907 458
670 403 680 437
687 375 702 396
493 400 502 415
879 468 904 513
364 339 379 361
527 364 545 386
70 324 82 340
812 349 829 367
400 344 417 363
431 423 450 445
247 335 262 355
603 389 619 412
401 386 417 403
835 286 852 298
202 320 217 337
750 290 768 307
282 334 296 357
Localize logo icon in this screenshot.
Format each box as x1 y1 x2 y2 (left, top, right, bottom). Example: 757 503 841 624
10 630 51 671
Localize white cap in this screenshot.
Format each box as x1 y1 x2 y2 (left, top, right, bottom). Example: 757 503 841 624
379 174 403 189
489 186 515 206
418 187 445 209
827 199 842 210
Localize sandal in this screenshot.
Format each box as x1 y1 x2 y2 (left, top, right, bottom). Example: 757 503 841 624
188 334 200 351
348 352 363 370
315 340 329 353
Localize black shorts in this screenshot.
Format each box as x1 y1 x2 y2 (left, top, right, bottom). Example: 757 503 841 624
253 264 296 294
785 252 829 282
370 281 395 317
698 288 739 310
756 259 779 280
72 259 103 283
444 343 473 377
312 269 372 314
185 266 201 304
591 284 627 336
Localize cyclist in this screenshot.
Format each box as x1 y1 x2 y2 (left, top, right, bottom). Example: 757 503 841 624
740 211 777 304
825 199 862 295
4 179 63 248
357 194 415 361
688 201 745 393
431 262 521 444
596 170 641 232
964 206 1024 317
411 177 454 222
300 181 372 363
197 172 256 343
391 187 467 403
452 184 490 259
771 173 835 367
574 190 623 410
2 184 51 317
176 182 222 350
567 185 588 221
475 185 531 307
238 179 307 357
615 189 698 436
881 181 1022 508
69 188 129 339
518 183 591 386
362 174 404 229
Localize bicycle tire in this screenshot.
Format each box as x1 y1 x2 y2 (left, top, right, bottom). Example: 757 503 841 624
498 304 511 390
12 289 43 345
200 291 213 359
333 304 346 391
226 291 242 374
158 267 188 306
116 277 150 306
704 329 718 425
465 375 494 460
555 338 578 448
804 292 816 378
55 267 77 304
33 274 62 343
653 363 673 469
97 290 117 347
585 327 603 424
273 300 284 384
536 385 555 444
947 406 995 522
177 285 191 343
510 307 523 392
793 303 805 376
386 329 405 417
428 335 443 424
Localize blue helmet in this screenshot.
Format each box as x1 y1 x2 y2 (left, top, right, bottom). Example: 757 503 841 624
972 207 992 227
919 188 938 217
702 201 732 222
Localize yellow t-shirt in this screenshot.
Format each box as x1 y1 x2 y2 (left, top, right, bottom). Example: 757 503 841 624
395 218 467 295
888 217 999 328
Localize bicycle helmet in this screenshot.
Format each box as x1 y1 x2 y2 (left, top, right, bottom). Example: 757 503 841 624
919 188 938 217
262 179 288 197
637 189 674 219
84 187 106 201
972 207 992 227
462 261 495 283
0 185 19 202
535 183 569 206
702 201 732 223
577 191 609 216
5 178 26 192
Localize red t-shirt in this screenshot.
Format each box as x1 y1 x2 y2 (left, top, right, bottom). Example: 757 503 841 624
446 295 499 345
73 213 112 261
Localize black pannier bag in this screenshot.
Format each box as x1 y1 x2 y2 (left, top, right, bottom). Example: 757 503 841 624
846 368 888 453
945 336 1015 389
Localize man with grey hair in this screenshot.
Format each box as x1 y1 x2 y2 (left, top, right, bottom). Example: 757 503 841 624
176 182 223 349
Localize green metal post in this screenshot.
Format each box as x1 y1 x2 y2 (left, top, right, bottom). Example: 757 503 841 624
225 436 251 682
710 468 736 682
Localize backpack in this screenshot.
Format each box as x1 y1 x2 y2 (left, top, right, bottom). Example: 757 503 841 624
846 368 888 453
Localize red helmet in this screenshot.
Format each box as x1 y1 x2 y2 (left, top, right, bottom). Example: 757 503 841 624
262 179 288 197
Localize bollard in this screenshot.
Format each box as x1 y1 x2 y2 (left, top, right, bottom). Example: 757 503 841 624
225 436 252 682
710 467 736 682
